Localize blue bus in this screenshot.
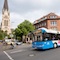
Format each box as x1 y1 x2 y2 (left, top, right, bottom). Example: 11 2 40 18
32 28 60 50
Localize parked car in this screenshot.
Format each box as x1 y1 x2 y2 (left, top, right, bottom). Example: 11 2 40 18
0 40 3 43
15 41 22 45
5 39 15 45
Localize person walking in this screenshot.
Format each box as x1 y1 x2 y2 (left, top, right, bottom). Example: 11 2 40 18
10 43 14 49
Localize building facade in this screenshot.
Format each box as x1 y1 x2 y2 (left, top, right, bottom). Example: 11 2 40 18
1 0 11 34
33 13 60 31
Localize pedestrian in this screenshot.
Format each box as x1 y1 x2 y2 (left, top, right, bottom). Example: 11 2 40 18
52 36 55 40
10 43 14 49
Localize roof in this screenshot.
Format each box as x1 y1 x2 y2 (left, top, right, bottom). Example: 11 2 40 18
3 0 8 10
33 12 60 24
38 28 60 34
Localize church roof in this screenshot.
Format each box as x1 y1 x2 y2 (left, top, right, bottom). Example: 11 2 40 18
3 0 8 10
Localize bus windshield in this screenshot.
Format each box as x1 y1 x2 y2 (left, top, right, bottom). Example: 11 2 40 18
34 33 43 41
30 28 60 42
33 33 51 41
34 33 60 42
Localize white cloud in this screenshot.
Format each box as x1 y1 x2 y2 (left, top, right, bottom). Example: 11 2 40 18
13 0 25 3
10 12 24 28
10 10 49 28
23 10 50 22
10 0 60 14
1 0 60 29
0 13 2 23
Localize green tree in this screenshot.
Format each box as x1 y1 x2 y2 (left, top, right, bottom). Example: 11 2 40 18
14 20 35 41
0 30 8 40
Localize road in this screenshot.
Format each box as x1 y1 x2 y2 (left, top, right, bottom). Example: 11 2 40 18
0 44 60 60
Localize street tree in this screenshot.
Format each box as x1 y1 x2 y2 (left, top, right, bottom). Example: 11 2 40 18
14 20 35 41
0 30 8 40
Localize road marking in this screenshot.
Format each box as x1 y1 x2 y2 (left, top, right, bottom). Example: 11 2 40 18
3 51 14 60
10 50 24 54
29 54 34 57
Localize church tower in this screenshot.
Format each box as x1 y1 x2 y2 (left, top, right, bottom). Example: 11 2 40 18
1 0 11 34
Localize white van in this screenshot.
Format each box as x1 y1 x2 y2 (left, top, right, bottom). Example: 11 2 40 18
5 39 15 45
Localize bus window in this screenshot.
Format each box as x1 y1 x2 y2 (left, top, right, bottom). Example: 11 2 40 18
52 36 55 40
35 33 43 41
43 33 50 41
37 36 42 41
44 38 48 41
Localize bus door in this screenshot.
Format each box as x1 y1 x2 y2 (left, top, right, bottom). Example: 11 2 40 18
42 33 53 49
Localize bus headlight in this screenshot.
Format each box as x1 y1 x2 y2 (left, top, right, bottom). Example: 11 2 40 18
34 42 36 45
39 44 44 47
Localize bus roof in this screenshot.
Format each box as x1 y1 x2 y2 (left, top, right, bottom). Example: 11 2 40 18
38 28 60 34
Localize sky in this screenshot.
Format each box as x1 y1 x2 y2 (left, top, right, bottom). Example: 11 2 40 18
0 0 60 29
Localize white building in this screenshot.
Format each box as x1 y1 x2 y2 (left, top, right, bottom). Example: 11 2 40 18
1 0 11 34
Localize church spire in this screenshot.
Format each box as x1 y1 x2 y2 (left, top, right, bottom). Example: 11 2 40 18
3 0 8 10
1 0 11 34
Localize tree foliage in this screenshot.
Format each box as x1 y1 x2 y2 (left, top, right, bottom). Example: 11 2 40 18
0 30 7 40
14 20 35 40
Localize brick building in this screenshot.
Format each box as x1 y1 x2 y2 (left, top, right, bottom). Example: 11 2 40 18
33 12 60 31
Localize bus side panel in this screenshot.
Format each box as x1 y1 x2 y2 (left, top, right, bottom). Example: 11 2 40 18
32 41 44 49
58 40 60 46
52 40 60 47
32 41 54 50
42 41 53 49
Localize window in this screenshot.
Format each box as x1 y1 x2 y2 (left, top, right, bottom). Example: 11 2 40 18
51 21 57 26
39 24 41 27
42 23 43 26
50 16 57 19
4 20 8 26
51 27 57 30
44 22 46 26
41 22 46 26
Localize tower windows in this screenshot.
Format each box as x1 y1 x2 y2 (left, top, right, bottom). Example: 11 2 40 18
4 20 8 26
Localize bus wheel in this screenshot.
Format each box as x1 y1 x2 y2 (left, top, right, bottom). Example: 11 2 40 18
54 43 57 48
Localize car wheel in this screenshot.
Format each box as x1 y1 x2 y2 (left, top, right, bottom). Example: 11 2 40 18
54 43 57 48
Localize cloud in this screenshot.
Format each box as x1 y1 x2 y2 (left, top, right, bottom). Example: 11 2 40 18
8 0 60 14
10 12 24 28
0 12 2 23
0 0 60 29
23 10 50 22
10 10 49 28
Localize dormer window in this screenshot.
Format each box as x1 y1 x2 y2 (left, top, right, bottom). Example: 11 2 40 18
50 16 57 19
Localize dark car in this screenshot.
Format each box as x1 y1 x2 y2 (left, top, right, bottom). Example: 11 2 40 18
0 40 3 43
16 42 22 45
15 40 22 45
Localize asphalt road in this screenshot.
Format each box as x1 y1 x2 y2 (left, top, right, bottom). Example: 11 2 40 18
0 44 60 60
